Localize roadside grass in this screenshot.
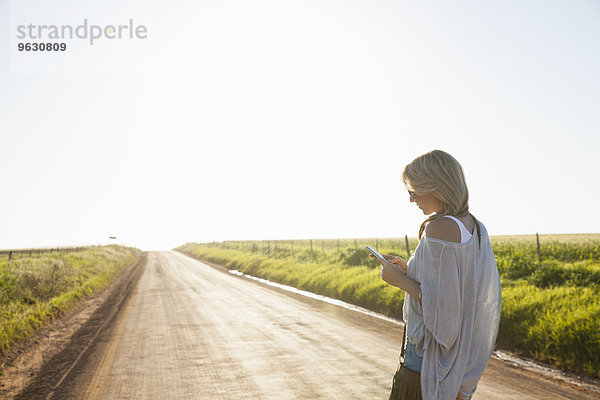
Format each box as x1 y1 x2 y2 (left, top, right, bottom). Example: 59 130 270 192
498 280 599 377
0 245 140 360
176 234 600 378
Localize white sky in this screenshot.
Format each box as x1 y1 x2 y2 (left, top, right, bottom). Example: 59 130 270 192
1 0 599 251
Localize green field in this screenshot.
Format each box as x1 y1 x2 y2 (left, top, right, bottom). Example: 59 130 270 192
176 234 600 378
0 245 140 361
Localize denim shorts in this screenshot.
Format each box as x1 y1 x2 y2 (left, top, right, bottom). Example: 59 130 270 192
403 341 423 373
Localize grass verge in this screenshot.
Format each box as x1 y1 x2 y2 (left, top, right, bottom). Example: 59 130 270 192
0 245 140 360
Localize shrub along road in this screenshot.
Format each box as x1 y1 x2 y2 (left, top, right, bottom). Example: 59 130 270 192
10 251 599 399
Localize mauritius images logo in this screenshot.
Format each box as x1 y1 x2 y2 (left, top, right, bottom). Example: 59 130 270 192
16 19 148 46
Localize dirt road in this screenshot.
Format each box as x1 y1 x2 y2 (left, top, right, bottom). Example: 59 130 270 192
14 251 598 399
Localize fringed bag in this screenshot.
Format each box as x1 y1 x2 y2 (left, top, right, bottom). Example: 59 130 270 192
388 326 422 400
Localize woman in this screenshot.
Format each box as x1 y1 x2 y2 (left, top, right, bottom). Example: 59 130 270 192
374 150 502 400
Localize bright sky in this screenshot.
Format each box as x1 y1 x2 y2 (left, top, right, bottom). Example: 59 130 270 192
1 0 599 251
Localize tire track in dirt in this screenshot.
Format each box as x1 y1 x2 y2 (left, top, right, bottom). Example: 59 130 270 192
13 253 147 399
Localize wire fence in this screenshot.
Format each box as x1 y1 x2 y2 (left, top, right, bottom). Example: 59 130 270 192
209 233 600 263
0 246 93 262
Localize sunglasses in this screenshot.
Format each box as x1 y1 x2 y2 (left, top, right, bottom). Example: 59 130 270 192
408 190 418 200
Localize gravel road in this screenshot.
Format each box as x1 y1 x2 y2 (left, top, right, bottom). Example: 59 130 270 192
15 251 598 399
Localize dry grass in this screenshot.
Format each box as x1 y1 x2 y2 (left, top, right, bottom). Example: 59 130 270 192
0 245 140 358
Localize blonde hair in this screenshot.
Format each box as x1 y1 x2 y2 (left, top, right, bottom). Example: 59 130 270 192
402 150 480 243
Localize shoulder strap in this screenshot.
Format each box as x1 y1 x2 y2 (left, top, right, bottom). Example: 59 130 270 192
400 322 407 362
443 215 473 242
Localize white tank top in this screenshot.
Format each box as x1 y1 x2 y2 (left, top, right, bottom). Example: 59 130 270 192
444 215 473 244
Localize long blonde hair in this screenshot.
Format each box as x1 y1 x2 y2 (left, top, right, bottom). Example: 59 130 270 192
402 150 480 243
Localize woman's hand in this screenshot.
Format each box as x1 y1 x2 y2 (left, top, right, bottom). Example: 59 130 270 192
375 257 421 301
379 260 406 286
369 253 407 273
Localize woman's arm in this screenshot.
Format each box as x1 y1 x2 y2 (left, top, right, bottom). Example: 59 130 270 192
380 260 421 300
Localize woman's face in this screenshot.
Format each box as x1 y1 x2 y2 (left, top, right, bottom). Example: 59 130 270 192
410 192 443 215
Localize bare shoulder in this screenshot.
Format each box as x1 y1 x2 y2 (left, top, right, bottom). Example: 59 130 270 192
425 218 461 243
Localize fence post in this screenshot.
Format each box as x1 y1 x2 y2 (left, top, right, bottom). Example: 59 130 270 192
8 251 12 260
405 235 410 258
310 239 313 254
337 239 340 254
536 233 541 262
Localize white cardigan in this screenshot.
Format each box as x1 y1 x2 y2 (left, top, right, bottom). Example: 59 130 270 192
403 221 502 400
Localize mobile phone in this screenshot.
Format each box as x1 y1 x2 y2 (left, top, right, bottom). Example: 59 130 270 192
365 245 388 264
